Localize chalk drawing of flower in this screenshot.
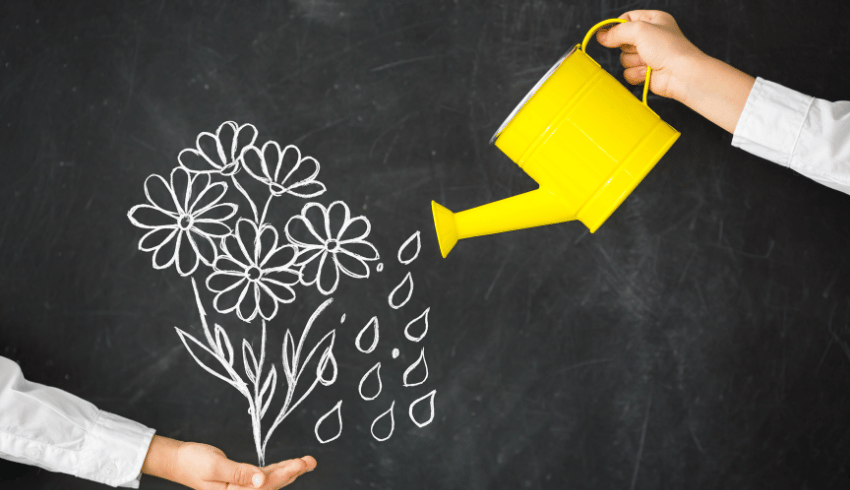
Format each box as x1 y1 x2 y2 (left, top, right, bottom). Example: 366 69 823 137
207 218 300 322
285 201 379 295
240 141 327 199
128 167 237 276
178 121 258 176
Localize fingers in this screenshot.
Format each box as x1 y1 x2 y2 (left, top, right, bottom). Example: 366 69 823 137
596 21 641 49
210 457 266 489
619 44 638 54
261 457 315 489
619 10 673 25
623 66 648 86
262 456 316 474
620 52 644 69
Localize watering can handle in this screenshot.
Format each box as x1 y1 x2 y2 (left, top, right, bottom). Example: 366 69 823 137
580 19 652 107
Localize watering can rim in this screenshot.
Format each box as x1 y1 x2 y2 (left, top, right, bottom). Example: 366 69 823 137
489 45 579 146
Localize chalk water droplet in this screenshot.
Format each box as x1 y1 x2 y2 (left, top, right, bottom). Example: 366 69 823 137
371 401 396 441
404 307 430 342
388 272 414 309
403 347 428 387
315 400 343 443
358 362 382 401
355 317 379 354
397 231 422 265
409 390 436 428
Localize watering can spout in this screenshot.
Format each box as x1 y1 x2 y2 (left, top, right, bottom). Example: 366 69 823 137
431 201 459 258
432 187 578 258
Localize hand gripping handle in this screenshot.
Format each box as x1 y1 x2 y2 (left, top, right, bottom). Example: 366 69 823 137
580 18 652 106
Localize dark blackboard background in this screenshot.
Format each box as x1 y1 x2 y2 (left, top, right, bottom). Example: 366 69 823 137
2 1 850 488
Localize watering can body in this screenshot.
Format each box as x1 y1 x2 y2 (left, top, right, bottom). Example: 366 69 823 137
432 20 680 258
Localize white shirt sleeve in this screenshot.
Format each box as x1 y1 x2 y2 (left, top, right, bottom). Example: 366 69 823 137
0 356 156 488
732 77 850 195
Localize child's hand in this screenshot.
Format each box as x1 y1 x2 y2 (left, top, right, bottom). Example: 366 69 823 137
595 10 755 134
142 435 316 490
595 11 704 101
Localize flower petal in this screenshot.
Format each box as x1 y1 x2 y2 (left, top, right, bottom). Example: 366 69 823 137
298 250 325 286
169 167 192 214
212 254 247 275
283 153 320 186
264 269 300 288
128 204 177 229
193 219 231 238
261 141 283 182
285 213 325 248
317 252 340 295
142 174 180 213
190 229 218 266
214 122 238 166
237 282 260 322
211 277 247 314
187 173 212 212
220 234 247 266
189 180 226 214
340 240 380 261
208 269 245 292
257 282 280 320
293 246 323 267
338 215 371 242
231 124 259 163
194 203 237 224
336 250 370 279
260 279 296 304
178 147 221 174
175 231 200 277
285 181 326 199
275 144 302 183
139 226 178 252
234 219 259 265
257 224 280 264
263 246 297 271
239 145 271 184
326 201 351 241
152 229 180 270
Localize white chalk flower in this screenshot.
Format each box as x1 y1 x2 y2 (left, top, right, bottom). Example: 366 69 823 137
207 219 300 322
178 121 258 176
128 167 236 276
285 201 379 295
240 141 326 198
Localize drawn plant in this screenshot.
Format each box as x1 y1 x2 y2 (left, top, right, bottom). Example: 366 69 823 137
176 279 337 465
130 123 439 463
129 121 383 464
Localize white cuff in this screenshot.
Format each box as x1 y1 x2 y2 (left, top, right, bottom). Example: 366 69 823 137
77 411 155 488
732 77 814 167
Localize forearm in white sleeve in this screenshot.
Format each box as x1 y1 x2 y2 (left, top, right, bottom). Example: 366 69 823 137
732 77 850 196
0 356 156 488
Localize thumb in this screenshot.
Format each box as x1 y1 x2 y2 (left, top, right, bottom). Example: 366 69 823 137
596 22 639 49
213 458 267 488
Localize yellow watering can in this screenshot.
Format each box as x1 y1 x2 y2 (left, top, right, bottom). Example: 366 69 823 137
432 19 680 258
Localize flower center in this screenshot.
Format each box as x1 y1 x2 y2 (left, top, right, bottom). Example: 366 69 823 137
246 266 262 281
178 214 193 230
326 239 340 252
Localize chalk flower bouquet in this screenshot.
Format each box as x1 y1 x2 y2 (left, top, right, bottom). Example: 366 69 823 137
127 121 379 464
